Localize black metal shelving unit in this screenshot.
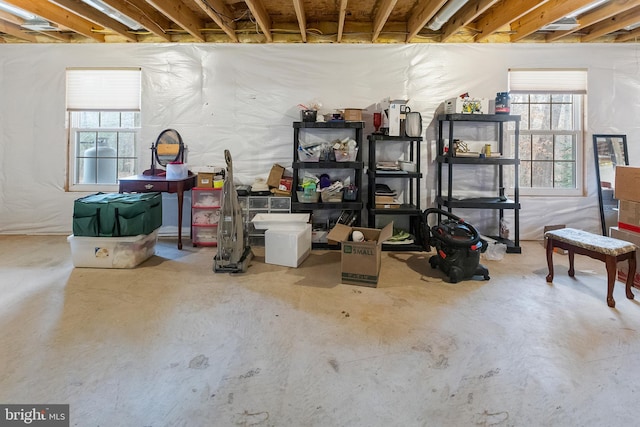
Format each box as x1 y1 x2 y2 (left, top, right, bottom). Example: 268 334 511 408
436 113 521 253
292 121 364 249
367 133 424 251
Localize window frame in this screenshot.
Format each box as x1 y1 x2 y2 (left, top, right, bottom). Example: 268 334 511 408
507 73 586 197
67 111 140 192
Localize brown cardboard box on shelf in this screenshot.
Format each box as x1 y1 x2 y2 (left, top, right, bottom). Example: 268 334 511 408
615 166 640 202
197 172 215 188
343 108 363 121
326 222 393 287
609 226 640 289
267 164 285 189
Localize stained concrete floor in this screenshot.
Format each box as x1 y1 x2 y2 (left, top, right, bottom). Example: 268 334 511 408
1 236 640 426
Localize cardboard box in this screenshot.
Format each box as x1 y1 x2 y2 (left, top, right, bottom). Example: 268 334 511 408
445 97 489 114
197 172 215 188
619 200 640 232
615 166 640 202
267 164 285 189
327 222 394 287
609 226 640 289
343 108 363 121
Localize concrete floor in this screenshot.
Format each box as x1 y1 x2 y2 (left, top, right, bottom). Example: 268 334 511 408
1 236 640 426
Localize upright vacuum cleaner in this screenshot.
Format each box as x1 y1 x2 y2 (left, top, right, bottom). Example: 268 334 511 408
214 149 253 273
422 208 490 283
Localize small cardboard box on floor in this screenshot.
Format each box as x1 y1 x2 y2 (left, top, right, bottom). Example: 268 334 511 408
327 222 394 287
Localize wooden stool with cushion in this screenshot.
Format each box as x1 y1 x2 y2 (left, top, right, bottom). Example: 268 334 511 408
545 228 637 308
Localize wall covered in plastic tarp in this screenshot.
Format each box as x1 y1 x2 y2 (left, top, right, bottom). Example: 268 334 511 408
0 43 638 239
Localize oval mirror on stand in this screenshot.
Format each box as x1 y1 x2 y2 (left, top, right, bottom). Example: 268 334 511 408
146 129 185 175
593 134 628 236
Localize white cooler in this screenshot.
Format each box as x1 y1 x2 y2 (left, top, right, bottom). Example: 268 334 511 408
252 213 311 268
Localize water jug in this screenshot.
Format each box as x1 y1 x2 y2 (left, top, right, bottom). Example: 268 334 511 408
405 111 422 137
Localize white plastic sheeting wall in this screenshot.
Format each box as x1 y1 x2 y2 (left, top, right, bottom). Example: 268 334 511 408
0 43 638 239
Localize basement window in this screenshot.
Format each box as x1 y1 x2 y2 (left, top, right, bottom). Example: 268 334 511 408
508 69 586 197
66 68 141 192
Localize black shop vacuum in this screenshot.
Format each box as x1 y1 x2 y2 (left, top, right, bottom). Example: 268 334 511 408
421 208 490 283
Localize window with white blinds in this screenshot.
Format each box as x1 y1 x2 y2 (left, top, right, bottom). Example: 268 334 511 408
508 69 587 196
66 68 141 191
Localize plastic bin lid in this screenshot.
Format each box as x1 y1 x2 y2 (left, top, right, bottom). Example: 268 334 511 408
251 213 310 230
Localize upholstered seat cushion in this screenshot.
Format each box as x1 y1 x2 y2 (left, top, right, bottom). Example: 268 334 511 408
545 228 636 256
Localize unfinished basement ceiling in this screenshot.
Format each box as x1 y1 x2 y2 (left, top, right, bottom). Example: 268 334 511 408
0 0 639 44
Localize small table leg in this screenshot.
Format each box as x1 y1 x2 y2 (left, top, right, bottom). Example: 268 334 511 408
568 250 575 277
626 252 636 300
176 182 185 250
605 255 617 308
546 238 554 282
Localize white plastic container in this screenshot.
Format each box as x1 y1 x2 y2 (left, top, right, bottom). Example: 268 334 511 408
251 213 310 230
67 229 158 268
265 224 312 267
166 163 188 179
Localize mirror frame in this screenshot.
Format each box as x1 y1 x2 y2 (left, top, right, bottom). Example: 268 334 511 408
154 128 184 167
593 134 628 236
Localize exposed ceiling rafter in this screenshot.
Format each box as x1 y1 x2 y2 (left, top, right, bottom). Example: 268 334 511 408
51 0 138 42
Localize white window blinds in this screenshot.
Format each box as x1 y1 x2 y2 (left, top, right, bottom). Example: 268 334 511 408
508 68 587 94
66 68 141 111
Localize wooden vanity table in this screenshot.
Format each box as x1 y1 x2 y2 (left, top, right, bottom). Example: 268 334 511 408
119 173 197 249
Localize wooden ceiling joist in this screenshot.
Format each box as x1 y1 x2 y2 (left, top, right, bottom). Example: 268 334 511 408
100 0 171 41
547 0 640 41
244 0 272 42
474 0 549 41
372 0 397 42
2 0 105 42
51 0 138 42
510 0 594 42
440 0 499 42
292 0 306 42
145 0 206 42
0 20 38 42
581 5 640 42
406 0 447 42
337 0 348 42
192 0 238 42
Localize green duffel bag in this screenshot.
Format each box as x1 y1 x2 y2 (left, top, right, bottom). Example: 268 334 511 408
73 192 162 237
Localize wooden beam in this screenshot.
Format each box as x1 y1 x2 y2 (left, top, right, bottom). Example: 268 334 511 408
616 25 640 41
372 0 397 41
99 0 171 41
440 0 498 42
547 0 640 41
0 10 22 25
244 0 272 42
3 0 105 41
510 0 594 42
292 0 306 42
581 6 640 42
406 0 447 41
0 19 38 42
50 0 138 42
144 0 205 41
475 0 548 42
191 0 238 42
37 30 73 42
337 0 347 42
